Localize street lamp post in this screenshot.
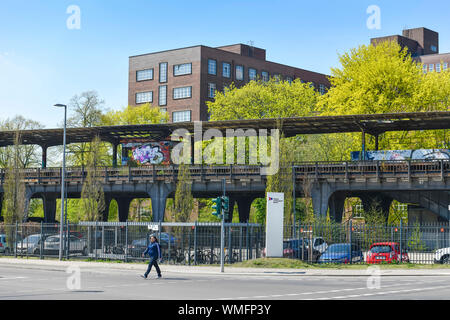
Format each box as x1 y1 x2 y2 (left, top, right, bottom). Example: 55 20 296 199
54 104 67 261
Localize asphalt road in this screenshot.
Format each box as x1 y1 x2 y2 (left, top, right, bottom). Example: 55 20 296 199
1 262 450 300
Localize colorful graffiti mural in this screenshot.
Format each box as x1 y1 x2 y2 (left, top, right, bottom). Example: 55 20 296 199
121 139 173 165
351 149 450 161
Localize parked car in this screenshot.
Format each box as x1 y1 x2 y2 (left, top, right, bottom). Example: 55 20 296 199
434 247 450 264
282 239 321 262
41 235 88 256
128 233 178 257
366 242 409 264
318 243 363 264
0 234 13 254
305 237 328 254
16 234 47 254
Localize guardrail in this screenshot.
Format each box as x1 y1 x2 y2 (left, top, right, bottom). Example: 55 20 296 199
0 160 448 185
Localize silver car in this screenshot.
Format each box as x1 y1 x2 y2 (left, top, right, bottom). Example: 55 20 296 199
16 234 44 254
42 235 88 256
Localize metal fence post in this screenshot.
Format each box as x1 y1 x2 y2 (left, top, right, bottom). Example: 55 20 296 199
65 219 70 260
399 219 403 263
349 220 353 264
246 221 249 260
193 221 198 265
94 221 98 261
40 222 43 260
14 222 18 258
125 221 128 263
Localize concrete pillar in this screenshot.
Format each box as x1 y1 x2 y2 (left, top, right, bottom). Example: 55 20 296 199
311 183 333 218
117 197 133 222
328 192 346 223
235 197 255 223
148 183 172 222
101 195 112 222
42 194 57 223
225 196 237 223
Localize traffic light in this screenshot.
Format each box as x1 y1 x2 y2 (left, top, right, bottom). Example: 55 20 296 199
211 197 222 219
221 196 230 221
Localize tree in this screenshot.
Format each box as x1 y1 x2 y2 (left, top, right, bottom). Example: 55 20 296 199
2 132 27 246
80 136 105 221
66 90 105 167
0 116 44 169
207 79 318 121
101 104 169 126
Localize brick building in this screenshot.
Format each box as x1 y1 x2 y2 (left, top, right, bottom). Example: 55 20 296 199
128 44 330 122
371 27 449 73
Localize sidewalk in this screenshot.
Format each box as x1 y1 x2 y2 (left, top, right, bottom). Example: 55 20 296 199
1 257 450 276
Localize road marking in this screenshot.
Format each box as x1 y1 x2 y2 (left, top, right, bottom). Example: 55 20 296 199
320 284 450 300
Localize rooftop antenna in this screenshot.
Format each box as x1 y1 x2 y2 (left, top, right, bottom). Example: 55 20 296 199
247 40 255 57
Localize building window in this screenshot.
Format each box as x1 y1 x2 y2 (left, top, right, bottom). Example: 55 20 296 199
431 45 438 53
261 71 269 82
158 85 167 106
444 63 448 71
208 59 217 75
173 63 192 76
136 69 153 81
159 62 168 83
273 74 281 82
249 68 257 81
222 62 231 78
173 110 191 123
319 84 326 95
423 64 428 73
160 108 167 114
173 86 192 100
436 63 441 73
136 91 153 104
429 64 434 72
235 65 244 81
286 76 293 84
208 83 216 98
309 82 315 89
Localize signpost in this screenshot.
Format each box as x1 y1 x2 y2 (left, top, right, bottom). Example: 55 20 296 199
265 192 284 258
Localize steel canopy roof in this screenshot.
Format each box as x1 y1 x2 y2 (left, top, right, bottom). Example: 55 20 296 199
1 111 450 147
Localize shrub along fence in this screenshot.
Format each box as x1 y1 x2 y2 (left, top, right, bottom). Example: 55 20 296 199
1 221 449 265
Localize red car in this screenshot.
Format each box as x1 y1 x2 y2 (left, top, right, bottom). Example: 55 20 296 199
366 242 409 264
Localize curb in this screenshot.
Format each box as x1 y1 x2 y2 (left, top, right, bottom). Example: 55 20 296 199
1 258 450 277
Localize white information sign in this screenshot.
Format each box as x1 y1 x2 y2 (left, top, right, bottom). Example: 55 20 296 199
265 192 284 258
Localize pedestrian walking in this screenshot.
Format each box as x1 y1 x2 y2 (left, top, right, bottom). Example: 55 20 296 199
141 234 162 279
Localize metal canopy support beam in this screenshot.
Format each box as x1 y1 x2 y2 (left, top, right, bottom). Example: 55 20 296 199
41 145 48 169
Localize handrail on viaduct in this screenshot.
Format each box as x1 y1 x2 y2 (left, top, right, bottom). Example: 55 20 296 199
0 160 449 185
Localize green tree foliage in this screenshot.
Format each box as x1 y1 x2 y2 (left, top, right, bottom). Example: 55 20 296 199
101 104 169 125
173 163 194 222
208 79 318 120
0 116 44 169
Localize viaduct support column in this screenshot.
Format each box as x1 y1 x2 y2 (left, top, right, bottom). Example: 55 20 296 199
101 195 112 222
117 197 133 222
42 194 57 223
311 183 333 219
235 197 256 223
148 183 173 223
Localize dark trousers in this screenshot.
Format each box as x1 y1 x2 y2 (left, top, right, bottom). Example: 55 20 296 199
145 257 161 277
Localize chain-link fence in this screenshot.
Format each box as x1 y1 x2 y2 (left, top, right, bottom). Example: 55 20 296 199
1 221 450 265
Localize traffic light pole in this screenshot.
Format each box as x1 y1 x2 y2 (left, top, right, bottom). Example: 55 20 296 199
220 179 225 273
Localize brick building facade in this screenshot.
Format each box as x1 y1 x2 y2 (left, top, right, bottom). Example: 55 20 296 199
129 44 330 122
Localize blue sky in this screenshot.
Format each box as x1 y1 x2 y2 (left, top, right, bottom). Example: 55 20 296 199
1 0 449 128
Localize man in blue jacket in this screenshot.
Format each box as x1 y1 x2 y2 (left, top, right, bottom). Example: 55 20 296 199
141 235 162 279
